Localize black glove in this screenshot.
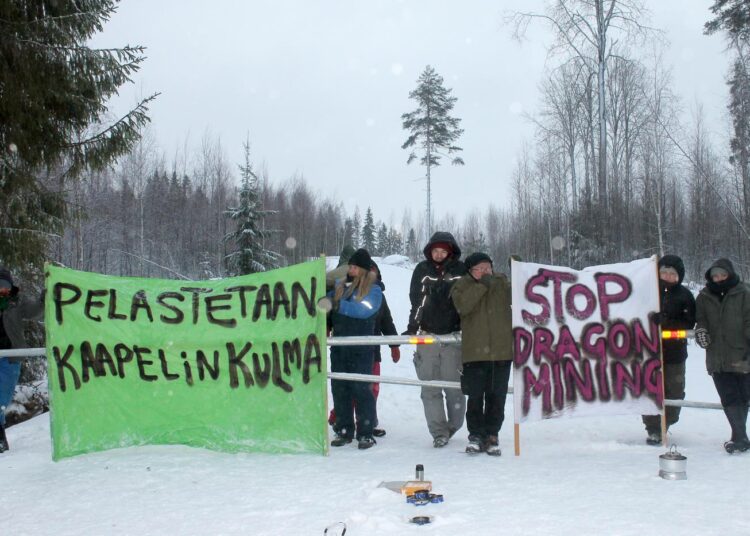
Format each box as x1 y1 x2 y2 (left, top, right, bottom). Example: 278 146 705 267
695 327 711 349
651 312 663 325
479 274 493 287
402 328 416 336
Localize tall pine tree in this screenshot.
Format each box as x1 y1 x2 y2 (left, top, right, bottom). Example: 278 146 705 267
402 65 464 237
223 140 280 275
0 0 156 268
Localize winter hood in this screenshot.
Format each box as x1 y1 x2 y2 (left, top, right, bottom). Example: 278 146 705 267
704 258 737 282
422 231 462 261
658 254 685 284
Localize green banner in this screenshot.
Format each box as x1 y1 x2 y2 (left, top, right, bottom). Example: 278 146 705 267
44 260 328 460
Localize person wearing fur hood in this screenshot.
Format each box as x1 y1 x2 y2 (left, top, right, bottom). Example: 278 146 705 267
695 258 750 453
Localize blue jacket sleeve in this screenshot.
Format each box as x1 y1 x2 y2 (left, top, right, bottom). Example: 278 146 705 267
337 284 382 319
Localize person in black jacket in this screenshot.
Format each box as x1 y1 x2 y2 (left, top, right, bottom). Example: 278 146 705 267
406 231 467 448
642 254 696 445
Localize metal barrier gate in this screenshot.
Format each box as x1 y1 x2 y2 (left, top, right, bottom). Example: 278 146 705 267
1 329 723 410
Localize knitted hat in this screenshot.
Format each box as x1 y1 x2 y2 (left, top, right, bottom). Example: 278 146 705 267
464 252 493 271
430 242 453 254
348 248 374 271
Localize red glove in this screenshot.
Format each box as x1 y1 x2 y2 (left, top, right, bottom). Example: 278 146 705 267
390 346 401 363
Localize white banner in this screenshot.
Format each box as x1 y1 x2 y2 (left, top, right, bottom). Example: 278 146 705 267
512 257 662 423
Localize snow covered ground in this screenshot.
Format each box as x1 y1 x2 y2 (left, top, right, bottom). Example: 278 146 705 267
4 258 748 536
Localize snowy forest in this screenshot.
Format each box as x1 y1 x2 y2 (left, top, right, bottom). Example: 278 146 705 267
3 1 750 282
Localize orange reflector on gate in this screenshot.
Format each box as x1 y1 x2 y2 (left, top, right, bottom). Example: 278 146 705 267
661 330 687 339
409 337 435 345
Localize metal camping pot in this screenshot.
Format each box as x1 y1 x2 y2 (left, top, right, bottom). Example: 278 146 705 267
659 445 687 480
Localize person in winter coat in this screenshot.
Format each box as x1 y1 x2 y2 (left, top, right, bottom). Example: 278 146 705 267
450 253 512 456
642 254 696 445
327 249 383 450
327 262 400 438
0 267 44 453
406 231 467 448
695 258 750 453
368 262 400 437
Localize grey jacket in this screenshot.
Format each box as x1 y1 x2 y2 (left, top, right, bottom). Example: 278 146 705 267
695 260 750 374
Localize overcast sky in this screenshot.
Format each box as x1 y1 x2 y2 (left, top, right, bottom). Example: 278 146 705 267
93 0 729 227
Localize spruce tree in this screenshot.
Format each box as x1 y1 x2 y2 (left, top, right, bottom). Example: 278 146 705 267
401 65 464 237
376 222 389 256
706 0 750 233
352 207 362 248
361 207 377 253
0 0 156 268
388 227 403 256
705 0 750 40
342 218 355 249
223 141 280 275
406 228 418 261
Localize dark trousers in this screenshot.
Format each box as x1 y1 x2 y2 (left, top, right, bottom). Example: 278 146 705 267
642 361 686 434
461 360 512 439
713 371 750 407
330 347 376 440
713 371 750 442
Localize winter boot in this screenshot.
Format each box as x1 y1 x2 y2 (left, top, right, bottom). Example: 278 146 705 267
331 428 353 447
0 424 7 453
432 436 449 448
465 434 485 454
373 428 386 438
723 405 749 454
645 430 662 446
485 435 501 457
357 436 376 450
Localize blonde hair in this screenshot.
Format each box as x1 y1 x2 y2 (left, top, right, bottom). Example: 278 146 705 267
333 267 376 305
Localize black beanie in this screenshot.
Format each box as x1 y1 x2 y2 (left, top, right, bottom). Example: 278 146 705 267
348 248 374 271
464 252 493 271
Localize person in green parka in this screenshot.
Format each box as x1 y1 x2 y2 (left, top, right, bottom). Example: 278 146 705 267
450 252 512 456
695 258 750 454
